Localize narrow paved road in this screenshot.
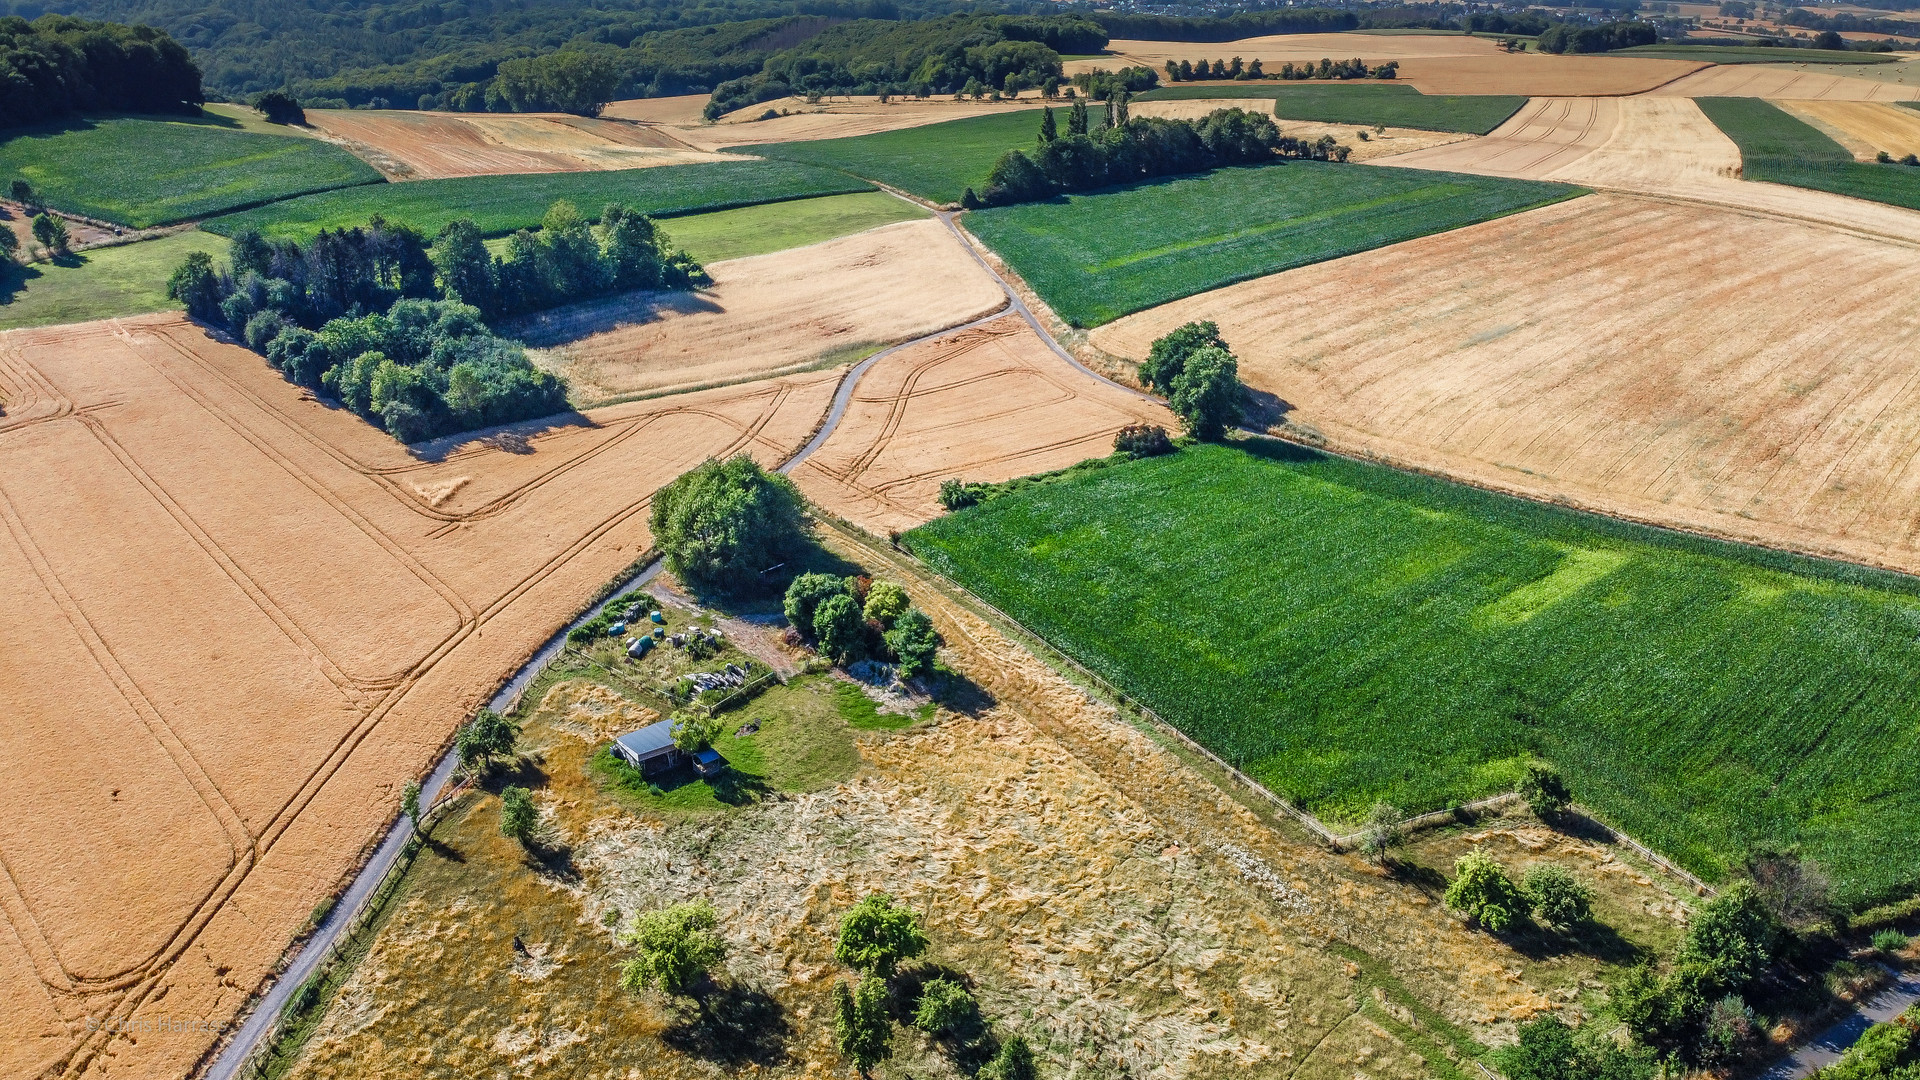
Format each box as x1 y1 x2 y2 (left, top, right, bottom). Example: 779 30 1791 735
1763 967 1920 1079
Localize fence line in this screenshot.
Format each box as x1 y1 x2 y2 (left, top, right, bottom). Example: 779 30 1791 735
699 669 781 717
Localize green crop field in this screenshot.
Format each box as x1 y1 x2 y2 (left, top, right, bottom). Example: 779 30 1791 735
738 108 1045 204
1698 96 1920 211
202 160 873 240
907 442 1920 908
655 190 926 263
1614 44 1896 63
964 161 1578 327
0 231 229 330
0 114 382 228
1135 84 1527 135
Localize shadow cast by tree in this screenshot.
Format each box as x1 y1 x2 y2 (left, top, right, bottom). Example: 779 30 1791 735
660 978 791 1067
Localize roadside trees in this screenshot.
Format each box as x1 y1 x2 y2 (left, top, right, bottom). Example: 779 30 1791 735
1168 344 1242 440
456 708 520 774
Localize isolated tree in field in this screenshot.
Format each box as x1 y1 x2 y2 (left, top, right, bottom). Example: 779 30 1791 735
650 454 806 589
167 250 224 321
1356 802 1405 864
1168 344 1242 441
499 785 537 842
834 975 893 1075
1521 865 1592 930
670 711 723 753
1519 761 1571 818
1445 850 1530 932
884 607 939 679
863 581 910 626
1139 320 1226 391
401 779 421 829
1038 106 1057 145
835 892 928 978
252 90 305 124
913 977 976 1033
620 901 727 999
813 593 865 664
981 1035 1038 1080
456 707 520 773
784 572 848 636
8 179 32 205
31 213 68 254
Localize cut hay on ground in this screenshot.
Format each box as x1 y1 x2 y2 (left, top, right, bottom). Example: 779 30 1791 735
1651 63 1920 99
525 218 1005 404
1128 99 1471 160
793 315 1175 534
305 110 729 180
1778 99 1920 159
1089 192 1920 578
0 314 837 1080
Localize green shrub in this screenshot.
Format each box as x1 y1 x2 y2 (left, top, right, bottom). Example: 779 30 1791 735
1522 865 1593 930
1520 761 1572 817
1113 422 1174 457
1815 1010 1918 1080
670 712 724 753
833 974 893 1073
499 785 536 842
835 892 928 978
938 478 979 510
913 977 975 1033
1699 993 1757 1066
1873 928 1910 953
619 901 726 998
1676 881 1781 993
1356 802 1404 863
980 1035 1038 1080
784 572 849 635
814 593 865 664
1445 850 1530 932
1611 961 1710 1054
863 581 910 626
651 454 807 590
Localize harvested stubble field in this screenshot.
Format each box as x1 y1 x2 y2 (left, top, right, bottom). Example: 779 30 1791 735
1650 63 1920 99
1386 52 1705 96
1076 32 1499 76
0 114 382 228
906 443 1920 908
0 312 840 1080
964 161 1577 327
305 109 730 180
738 110 1044 205
1777 99 1920 159
1699 95 1920 209
1129 101 1471 160
524 217 1005 404
1091 192 1920 592
200 159 870 240
277 531 1690 1080
688 97 1048 151
792 315 1175 534
1134 84 1526 136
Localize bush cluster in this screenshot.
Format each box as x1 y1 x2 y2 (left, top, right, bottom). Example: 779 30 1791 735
1137 321 1243 440
1609 881 1787 1063
0 16 202 129
434 200 707 321
1502 1014 1659 1080
1273 57 1397 80
1069 65 1159 100
969 105 1337 209
1537 20 1657 53
1113 423 1174 457
784 572 939 675
1443 852 1596 935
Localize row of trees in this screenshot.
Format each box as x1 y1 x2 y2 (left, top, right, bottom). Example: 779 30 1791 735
784 572 940 676
0 16 202 129
1275 57 1398 80
1160 56 1397 82
1537 20 1659 53
167 200 704 442
1162 57 1268 82
968 106 1336 209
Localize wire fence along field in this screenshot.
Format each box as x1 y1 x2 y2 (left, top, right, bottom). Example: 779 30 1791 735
964 161 1579 327
201 160 874 240
1134 84 1527 135
1699 96 1920 211
0 115 383 228
904 442 1920 909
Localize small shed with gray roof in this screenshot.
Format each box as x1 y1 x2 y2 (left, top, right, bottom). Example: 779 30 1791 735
613 718 682 776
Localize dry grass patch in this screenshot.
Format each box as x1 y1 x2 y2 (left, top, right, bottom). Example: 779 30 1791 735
1090 192 1920 578
1129 100 1472 160
1651 63 1920 99
0 313 836 1080
1779 99 1920 158
792 316 1174 534
526 218 1005 405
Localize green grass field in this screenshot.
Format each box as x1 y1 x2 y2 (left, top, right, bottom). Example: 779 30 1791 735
964 161 1578 327
1614 44 1896 63
1135 84 1528 135
739 109 1044 204
202 160 874 240
1697 96 1920 211
0 231 228 330
655 190 926 263
0 114 382 228
906 442 1920 908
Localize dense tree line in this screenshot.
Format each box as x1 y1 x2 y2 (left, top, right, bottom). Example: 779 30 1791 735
1273 56 1396 80
705 12 1103 118
1162 57 1269 82
1463 10 1554 35
166 201 702 441
1537 19 1657 52
966 105 1343 208
0 15 200 127
1069 64 1156 101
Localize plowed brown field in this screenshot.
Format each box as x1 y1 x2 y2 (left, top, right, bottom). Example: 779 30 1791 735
305 110 727 180
525 218 1006 405
1781 99 1920 159
1129 99 1471 159
0 313 837 1080
1090 193 1920 577
1650 64 1920 99
793 316 1174 534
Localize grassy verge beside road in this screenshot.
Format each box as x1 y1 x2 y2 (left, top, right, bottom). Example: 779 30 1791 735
965 161 1577 327
1699 96 1920 210
906 440 1920 908
0 113 382 228
1136 84 1528 135
202 159 872 240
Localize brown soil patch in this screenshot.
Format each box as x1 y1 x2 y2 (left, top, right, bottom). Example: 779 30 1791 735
1780 99 1920 158
0 313 838 1080
1390 53 1706 95
1651 63 1920 99
305 110 726 180
1067 32 1499 76
525 218 1006 405
1089 192 1920 578
792 316 1174 534
1130 99 1471 159
276 526 1687 1080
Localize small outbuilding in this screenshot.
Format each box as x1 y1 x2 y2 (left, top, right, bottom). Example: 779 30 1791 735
612 719 681 776
690 748 724 778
